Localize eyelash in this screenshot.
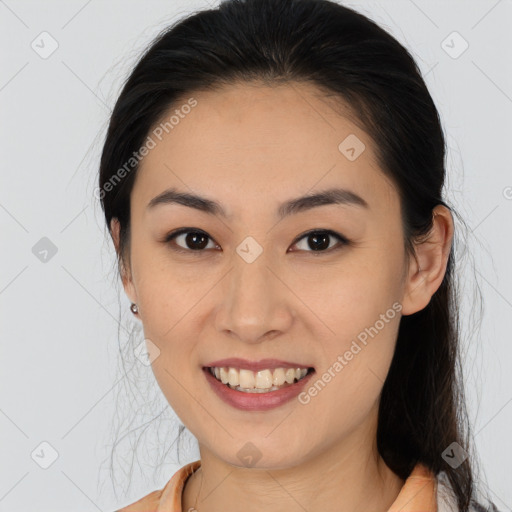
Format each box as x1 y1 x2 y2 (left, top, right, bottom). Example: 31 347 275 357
163 228 350 256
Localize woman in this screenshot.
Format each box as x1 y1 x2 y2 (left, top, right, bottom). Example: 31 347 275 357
98 0 499 510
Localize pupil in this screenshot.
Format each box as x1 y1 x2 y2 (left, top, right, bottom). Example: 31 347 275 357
309 233 329 251
186 232 208 250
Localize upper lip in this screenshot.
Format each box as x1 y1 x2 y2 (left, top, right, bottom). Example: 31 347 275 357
204 358 314 372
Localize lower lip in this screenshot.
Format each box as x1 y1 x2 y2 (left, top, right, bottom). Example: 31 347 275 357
203 367 315 411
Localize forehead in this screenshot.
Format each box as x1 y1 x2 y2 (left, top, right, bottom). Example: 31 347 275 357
155 81 368 155
133 81 398 218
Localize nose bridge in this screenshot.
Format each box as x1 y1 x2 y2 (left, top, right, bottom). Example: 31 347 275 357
216 242 292 343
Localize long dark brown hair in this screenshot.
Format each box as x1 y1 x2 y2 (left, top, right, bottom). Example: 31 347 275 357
98 1 495 509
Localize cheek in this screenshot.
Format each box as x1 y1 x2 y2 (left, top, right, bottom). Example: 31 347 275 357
297 315 400 444
295 259 402 424
290 256 402 344
133 256 208 339
151 356 198 424
131 267 207 419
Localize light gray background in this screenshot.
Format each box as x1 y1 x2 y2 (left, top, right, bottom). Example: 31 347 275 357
1 0 511 511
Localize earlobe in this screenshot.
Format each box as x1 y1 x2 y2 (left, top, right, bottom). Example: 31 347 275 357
110 218 137 305
400 205 454 316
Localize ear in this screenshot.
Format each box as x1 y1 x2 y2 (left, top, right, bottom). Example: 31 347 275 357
110 218 137 304
400 205 454 316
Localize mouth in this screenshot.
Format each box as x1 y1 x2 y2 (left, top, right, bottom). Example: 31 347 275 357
202 362 316 411
203 362 315 393
201 357 316 411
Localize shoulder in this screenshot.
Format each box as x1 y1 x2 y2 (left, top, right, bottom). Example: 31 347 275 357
436 471 501 512
113 460 201 512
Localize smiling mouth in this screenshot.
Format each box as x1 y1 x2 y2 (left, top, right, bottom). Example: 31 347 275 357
206 366 315 393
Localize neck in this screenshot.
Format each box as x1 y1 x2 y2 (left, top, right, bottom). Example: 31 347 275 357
182 416 405 512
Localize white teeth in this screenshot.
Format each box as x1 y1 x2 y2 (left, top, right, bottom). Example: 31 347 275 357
255 369 273 389
285 368 296 384
209 366 310 392
272 368 286 386
228 368 239 387
239 369 255 388
220 367 229 384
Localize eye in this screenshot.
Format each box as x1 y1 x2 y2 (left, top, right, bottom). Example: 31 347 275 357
163 228 349 255
164 228 219 253
289 229 349 254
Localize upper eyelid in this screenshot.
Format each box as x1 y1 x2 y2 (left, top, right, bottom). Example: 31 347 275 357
291 229 346 245
164 228 220 252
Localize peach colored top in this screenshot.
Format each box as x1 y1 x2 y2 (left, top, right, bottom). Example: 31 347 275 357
116 460 444 512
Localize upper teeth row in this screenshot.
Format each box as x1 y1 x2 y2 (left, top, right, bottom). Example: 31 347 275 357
210 367 308 389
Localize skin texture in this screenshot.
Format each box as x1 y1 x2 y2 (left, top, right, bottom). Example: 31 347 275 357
111 81 454 512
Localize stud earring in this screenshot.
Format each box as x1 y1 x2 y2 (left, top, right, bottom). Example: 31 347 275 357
130 303 138 314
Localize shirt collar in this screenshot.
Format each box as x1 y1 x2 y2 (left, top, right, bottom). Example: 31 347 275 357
157 460 437 512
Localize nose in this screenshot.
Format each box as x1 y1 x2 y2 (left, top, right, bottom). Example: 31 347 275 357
214 251 294 345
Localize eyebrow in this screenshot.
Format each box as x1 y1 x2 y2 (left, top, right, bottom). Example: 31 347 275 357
146 186 369 219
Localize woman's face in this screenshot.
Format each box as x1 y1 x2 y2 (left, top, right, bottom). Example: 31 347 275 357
117 81 416 468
